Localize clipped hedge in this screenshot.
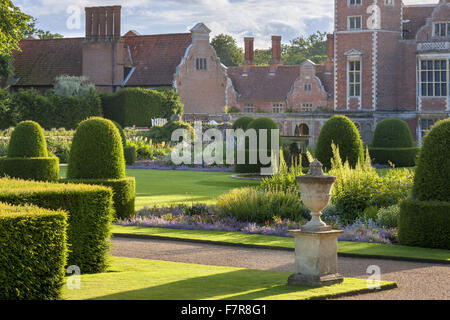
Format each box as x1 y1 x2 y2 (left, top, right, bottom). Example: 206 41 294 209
0 202 68 300
101 88 183 127
0 178 114 274
124 146 137 165
399 199 450 249
368 147 420 167
63 177 136 220
0 157 59 181
68 117 125 180
148 120 194 144
316 115 364 170
111 120 127 148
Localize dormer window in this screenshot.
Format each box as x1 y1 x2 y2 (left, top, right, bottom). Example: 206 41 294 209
348 0 362 6
434 22 450 37
348 16 362 30
196 58 208 70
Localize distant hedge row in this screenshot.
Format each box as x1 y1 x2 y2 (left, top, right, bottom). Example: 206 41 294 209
101 88 184 128
0 88 102 130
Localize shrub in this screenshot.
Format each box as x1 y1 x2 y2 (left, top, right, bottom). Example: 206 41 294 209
0 121 59 181
232 116 253 130
0 178 113 273
46 137 71 164
377 205 400 229
124 146 137 165
368 147 420 167
216 187 309 224
399 199 450 249
316 115 364 170
235 117 279 173
412 118 450 202
12 89 102 130
101 88 183 127
68 117 125 180
148 120 194 144
64 177 136 220
0 157 59 181
0 89 15 130
399 119 450 249
8 120 48 158
369 118 418 167
372 118 414 148
330 144 413 224
53 75 96 96
111 120 126 148
0 202 68 300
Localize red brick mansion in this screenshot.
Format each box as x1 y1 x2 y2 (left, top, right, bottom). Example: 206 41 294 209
5 1 450 146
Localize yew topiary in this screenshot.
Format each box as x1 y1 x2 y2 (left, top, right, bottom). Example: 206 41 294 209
8 120 48 158
68 117 125 180
232 116 254 131
316 115 364 170
372 118 414 148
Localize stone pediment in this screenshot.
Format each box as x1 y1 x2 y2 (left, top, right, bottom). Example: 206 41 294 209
344 49 364 56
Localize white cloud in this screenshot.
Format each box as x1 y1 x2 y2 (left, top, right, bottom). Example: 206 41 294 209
14 0 442 48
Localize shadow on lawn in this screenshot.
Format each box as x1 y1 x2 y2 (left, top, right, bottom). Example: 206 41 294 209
88 269 310 300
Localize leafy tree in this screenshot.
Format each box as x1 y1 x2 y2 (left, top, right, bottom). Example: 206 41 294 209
0 54 14 81
25 18 63 39
211 34 243 67
254 49 271 66
0 0 32 56
282 31 328 65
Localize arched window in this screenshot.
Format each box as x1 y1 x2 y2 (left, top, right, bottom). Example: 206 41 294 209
295 124 309 136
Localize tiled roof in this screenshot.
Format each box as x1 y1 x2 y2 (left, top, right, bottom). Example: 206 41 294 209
227 65 301 101
12 38 84 86
123 33 192 87
403 5 437 40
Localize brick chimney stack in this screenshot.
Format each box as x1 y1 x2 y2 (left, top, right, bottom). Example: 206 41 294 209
85 6 121 41
243 37 255 73
269 36 283 73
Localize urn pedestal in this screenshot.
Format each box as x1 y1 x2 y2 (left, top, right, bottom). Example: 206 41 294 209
288 160 344 287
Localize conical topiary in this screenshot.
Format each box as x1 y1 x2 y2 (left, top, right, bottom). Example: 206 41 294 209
8 120 48 158
68 117 125 179
412 118 450 202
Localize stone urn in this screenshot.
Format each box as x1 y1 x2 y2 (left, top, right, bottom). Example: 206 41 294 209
296 159 335 232
288 160 344 287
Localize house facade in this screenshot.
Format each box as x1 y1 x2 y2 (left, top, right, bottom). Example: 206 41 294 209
6 1 450 146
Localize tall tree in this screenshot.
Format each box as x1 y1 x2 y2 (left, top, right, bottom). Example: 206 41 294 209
254 49 271 66
211 34 244 67
282 31 328 65
25 18 64 39
0 0 31 56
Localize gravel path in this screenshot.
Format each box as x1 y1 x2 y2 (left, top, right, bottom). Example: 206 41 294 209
111 237 450 300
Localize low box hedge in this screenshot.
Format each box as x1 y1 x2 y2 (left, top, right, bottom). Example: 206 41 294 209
62 177 136 219
368 147 420 167
0 202 68 300
0 178 114 274
0 157 60 181
124 146 137 165
399 198 450 250
235 149 275 174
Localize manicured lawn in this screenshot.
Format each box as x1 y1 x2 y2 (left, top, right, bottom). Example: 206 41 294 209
59 167 259 210
112 225 450 262
62 256 396 300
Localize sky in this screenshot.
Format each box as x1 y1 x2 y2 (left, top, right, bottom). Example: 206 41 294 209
14 0 439 48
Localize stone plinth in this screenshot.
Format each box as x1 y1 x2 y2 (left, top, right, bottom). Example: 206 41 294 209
288 229 344 287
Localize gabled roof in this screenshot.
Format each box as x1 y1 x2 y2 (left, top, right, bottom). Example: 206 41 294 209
12 38 84 86
123 33 192 87
227 66 301 101
403 4 438 40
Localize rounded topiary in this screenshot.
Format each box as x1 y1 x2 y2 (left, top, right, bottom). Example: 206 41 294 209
235 117 280 173
8 121 48 158
316 115 364 170
232 116 254 131
68 117 125 179
412 118 450 202
372 118 414 148
111 120 126 149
